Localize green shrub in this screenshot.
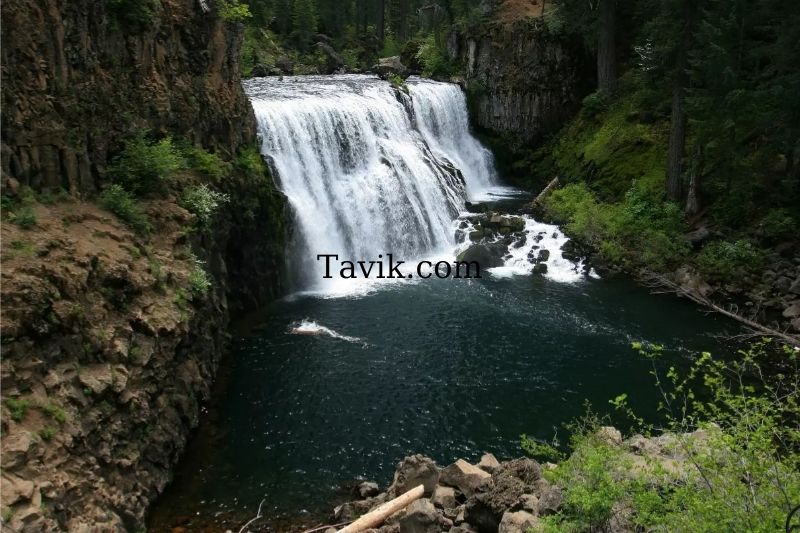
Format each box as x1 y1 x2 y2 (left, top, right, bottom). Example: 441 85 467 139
539 340 800 532
40 402 67 423
387 73 407 91
39 427 56 441
9 206 37 229
543 182 688 270
416 33 456 78
758 208 797 241
5 397 30 422
107 0 158 30
179 184 230 226
188 263 212 296
218 0 252 23
108 133 185 195
580 90 610 120
182 145 229 181
695 239 765 280
100 184 151 234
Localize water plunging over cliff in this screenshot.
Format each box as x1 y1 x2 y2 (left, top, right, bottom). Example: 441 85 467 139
244 75 505 291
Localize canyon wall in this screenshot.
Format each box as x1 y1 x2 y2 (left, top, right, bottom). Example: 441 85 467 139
1 0 255 194
454 18 589 148
1 1 287 530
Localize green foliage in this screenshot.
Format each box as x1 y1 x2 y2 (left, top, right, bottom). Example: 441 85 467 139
107 0 158 30
695 239 766 281
188 263 212 296
179 184 230 227
579 90 610 120
543 182 689 270
416 33 456 78
8 206 37 229
218 0 251 23
544 340 800 532
5 397 31 422
100 184 151 234
520 433 565 462
290 0 317 51
108 132 185 196
387 73 407 91
758 208 797 242
39 427 56 441
40 402 67 423
181 144 230 182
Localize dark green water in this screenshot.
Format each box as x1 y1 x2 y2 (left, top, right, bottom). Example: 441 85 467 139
149 271 735 532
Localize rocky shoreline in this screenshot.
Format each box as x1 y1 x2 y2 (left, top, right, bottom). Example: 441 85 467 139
314 426 705 533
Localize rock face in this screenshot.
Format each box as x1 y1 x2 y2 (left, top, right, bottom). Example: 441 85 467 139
1 0 255 194
0 189 286 531
456 19 588 146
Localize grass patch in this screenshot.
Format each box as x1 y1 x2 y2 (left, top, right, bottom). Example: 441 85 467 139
5 397 31 422
100 185 151 234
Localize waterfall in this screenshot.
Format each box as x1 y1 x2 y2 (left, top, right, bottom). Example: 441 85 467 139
245 75 501 292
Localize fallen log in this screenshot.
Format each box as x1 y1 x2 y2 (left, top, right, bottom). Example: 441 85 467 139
530 177 560 208
337 484 424 533
641 271 800 347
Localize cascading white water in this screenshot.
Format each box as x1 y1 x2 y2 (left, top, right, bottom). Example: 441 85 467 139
245 75 501 292
244 74 586 294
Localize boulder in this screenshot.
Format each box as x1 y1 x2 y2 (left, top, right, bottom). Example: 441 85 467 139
498 510 538 533
494 458 541 487
317 42 345 74
1 474 35 505
464 473 526 533
399 499 440 533
275 56 294 75
372 56 408 79
516 494 538 514
457 243 506 269
536 483 563 515
441 459 492 497
78 365 114 395
596 426 623 446
684 226 711 245
536 249 550 263
250 64 269 77
432 485 457 509
791 276 800 295
389 455 440 497
783 302 800 318
532 264 548 275
2 431 36 468
358 481 381 498
476 453 501 473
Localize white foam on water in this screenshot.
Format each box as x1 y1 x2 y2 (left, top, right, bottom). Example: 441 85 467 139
287 319 366 345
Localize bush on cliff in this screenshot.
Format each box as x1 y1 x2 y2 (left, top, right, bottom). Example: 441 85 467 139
108 132 185 195
531 340 800 532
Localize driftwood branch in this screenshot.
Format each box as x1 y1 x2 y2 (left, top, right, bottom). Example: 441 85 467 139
640 271 800 347
337 485 424 533
238 499 266 533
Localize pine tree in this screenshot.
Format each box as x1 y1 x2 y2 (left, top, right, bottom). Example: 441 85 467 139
291 0 317 50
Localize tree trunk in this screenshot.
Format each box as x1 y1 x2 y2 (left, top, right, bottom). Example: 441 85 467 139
377 0 385 44
685 146 702 216
597 0 617 92
667 83 686 202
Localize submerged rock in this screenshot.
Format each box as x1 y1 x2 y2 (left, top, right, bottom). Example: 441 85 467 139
457 243 506 269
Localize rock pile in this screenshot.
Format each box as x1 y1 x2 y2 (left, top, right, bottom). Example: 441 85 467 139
329 453 563 533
